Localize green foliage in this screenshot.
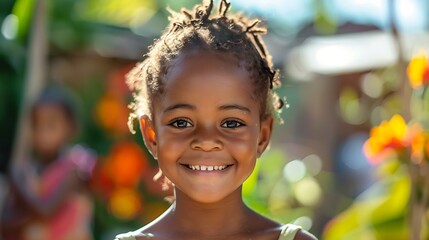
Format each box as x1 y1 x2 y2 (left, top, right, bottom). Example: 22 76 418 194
323 162 413 240
11 0 35 41
243 149 321 231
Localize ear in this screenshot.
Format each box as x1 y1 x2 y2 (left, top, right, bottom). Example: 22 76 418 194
139 115 158 159
257 116 273 157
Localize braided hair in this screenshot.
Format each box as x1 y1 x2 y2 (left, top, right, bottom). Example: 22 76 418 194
127 0 284 133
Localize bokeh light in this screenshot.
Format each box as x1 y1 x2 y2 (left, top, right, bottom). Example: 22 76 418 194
339 87 367 125
283 159 307 183
294 177 322 207
360 73 383 99
1 14 18 40
302 154 322 176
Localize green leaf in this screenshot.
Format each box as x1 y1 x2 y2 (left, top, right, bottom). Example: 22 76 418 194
323 174 410 240
12 0 36 41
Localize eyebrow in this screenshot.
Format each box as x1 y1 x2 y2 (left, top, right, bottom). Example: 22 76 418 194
163 103 196 113
163 103 251 113
219 104 251 113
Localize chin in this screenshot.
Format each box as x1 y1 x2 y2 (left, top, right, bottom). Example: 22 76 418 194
177 187 240 204
190 194 227 204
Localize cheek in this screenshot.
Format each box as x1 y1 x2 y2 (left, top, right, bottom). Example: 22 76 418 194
157 132 189 160
225 128 259 158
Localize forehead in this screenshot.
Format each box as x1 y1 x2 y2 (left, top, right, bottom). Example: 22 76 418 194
166 50 244 78
155 50 258 112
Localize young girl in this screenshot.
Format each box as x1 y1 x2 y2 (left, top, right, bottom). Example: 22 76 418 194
1 86 96 240
116 0 317 239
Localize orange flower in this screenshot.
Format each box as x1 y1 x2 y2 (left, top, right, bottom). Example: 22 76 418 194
407 50 429 89
364 114 429 165
363 114 408 164
107 141 148 187
109 188 143 220
409 125 427 164
95 93 129 134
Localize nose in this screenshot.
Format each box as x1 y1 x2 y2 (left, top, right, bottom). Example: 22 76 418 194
190 125 223 151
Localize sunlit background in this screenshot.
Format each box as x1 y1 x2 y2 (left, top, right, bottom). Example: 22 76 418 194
1 0 429 239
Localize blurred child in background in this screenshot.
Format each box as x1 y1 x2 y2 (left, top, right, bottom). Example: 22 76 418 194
1 86 96 240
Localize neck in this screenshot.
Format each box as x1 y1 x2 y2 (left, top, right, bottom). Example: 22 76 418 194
166 187 252 237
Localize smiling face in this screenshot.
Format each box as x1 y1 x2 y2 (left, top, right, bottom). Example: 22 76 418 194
140 50 273 203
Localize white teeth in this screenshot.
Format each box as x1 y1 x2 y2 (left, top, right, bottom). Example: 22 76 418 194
187 165 227 171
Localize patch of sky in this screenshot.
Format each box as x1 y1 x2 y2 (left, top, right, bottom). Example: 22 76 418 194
233 0 428 35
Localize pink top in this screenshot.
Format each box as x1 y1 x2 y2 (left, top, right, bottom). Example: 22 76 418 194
1 145 96 240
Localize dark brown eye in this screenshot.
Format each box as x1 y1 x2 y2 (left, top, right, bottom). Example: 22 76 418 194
221 120 244 128
169 119 192 128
